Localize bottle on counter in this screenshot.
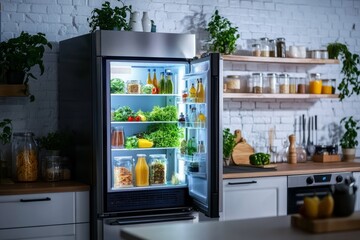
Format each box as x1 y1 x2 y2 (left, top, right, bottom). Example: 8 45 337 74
135 154 149 187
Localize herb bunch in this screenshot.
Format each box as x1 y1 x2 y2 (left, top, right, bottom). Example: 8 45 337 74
223 128 236 159
327 42 360 101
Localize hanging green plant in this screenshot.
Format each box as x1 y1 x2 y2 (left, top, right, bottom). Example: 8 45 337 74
206 10 240 55
327 42 360 101
340 116 360 149
87 0 132 32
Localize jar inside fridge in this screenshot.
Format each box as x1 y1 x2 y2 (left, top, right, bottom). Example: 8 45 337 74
149 154 167 185
113 156 133 188
127 80 141 94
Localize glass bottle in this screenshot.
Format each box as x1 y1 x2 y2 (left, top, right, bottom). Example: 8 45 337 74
279 74 289 94
196 78 205 103
182 89 188 102
189 83 196 101
147 69 152 85
135 154 149 187
152 69 158 94
269 39 277 57
197 141 205 153
260 37 270 57
149 154 167 185
276 38 286 58
189 106 197 127
197 111 206 128
12 132 39 182
159 72 166 94
165 71 173 94
113 156 133 188
178 112 186 127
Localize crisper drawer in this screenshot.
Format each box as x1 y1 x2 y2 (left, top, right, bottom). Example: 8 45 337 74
0 192 75 229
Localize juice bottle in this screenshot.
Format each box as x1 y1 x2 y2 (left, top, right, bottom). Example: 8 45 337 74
197 111 206 128
189 83 196 101
147 69 152 85
196 78 205 103
135 154 149 186
165 72 173 94
159 72 166 94
152 69 158 93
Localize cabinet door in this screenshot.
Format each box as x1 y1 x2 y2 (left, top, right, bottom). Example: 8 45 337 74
223 176 287 221
354 172 360 211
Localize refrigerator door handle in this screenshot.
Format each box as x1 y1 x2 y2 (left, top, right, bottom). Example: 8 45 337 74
109 215 195 226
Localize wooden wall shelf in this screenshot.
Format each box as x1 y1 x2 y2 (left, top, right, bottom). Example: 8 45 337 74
223 93 339 99
0 84 27 97
222 55 339 64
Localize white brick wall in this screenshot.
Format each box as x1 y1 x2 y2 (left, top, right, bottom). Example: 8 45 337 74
0 0 359 156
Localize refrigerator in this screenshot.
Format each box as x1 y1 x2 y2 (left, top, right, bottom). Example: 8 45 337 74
59 30 222 240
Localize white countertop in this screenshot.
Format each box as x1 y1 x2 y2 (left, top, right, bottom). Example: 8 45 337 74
120 214 360 240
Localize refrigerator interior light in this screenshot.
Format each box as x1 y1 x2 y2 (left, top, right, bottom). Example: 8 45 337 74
111 66 132 75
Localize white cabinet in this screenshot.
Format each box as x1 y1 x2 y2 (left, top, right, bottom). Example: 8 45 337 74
0 191 89 240
354 172 360 211
222 176 287 221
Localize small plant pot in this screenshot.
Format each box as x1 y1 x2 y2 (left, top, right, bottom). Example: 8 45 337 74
342 148 356 162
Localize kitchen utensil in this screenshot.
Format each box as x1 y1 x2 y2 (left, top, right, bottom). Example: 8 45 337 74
302 115 306 147
307 116 315 157
315 115 318 145
231 130 255 165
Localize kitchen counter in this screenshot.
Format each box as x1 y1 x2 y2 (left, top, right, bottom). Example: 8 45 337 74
223 160 360 179
0 180 89 195
120 213 360 240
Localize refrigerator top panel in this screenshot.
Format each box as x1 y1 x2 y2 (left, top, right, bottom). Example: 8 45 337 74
95 30 196 59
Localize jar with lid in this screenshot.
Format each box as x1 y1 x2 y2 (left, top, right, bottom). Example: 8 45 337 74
113 156 133 188
289 77 297 93
297 77 306 93
149 154 167 185
127 80 141 94
321 79 332 94
252 44 261 57
43 155 61 182
135 154 149 186
12 132 38 182
111 126 125 149
279 74 289 94
260 37 270 57
276 38 286 58
252 73 263 93
309 73 322 94
267 73 278 93
225 75 241 92
269 39 277 57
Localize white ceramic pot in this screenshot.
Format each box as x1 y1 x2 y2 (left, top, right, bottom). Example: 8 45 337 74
342 148 356 161
130 11 142 32
142 12 151 32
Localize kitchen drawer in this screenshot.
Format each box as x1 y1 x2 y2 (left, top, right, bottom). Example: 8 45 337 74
0 192 75 229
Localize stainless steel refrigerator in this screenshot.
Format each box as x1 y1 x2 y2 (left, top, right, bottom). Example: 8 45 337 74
59 30 222 240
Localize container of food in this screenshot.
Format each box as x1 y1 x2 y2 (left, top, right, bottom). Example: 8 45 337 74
260 37 270 57
276 38 286 58
297 77 306 93
269 39 277 57
279 74 290 94
225 75 241 92
252 73 263 93
252 44 261 57
43 155 62 182
149 154 167 185
267 73 278 93
289 77 297 93
321 79 332 94
309 73 322 94
127 80 141 94
113 156 133 188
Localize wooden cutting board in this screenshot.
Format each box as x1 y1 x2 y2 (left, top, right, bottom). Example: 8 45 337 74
231 130 254 165
291 212 360 233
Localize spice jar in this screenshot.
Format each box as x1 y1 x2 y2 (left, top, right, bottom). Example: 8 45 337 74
269 39 277 57
289 77 297 93
149 154 167 185
321 79 332 94
279 74 289 93
252 73 263 93
267 73 278 93
12 132 39 182
252 44 261 57
43 156 61 182
113 156 133 188
309 73 322 94
127 80 141 94
276 38 286 58
297 77 306 93
260 37 270 57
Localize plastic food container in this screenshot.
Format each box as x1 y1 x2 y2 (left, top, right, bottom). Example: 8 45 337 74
149 154 167 185
113 156 133 188
127 80 141 94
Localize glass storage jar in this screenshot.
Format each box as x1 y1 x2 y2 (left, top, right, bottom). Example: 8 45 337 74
279 74 290 93
267 73 278 93
111 126 125 149
309 73 322 94
135 154 149 187
225 75 241 92
289 77 297 93
260 37 270 57
269 39 277 57
297 77 306 93
331 79 336 94
252 73 263 93
12 132 39 182
113 156 133 188
43 156 61 182
276 38 286 58
252 44 261 57
127 80 141 94
149 154 167 185
321 79 332 94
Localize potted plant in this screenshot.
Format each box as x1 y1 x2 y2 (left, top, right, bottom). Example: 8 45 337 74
223 128 236 166
340 116 360 161
206 10 240 55
37 131 73 155
87 0 132 32
327 42 360 101
0 31 52 101
0 119 12 146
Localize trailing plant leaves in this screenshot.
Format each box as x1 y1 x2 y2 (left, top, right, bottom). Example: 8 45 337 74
0 119 12 145
340 116 360 148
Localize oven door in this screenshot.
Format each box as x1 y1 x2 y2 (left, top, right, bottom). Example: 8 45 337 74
287 185 332 214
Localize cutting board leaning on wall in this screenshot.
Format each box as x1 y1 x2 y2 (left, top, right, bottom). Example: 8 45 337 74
231 130 255 165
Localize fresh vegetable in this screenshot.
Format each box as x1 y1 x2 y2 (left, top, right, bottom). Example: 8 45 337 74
249 152 271 165
138 138 154 148
135 116 141 121
110 78 125 94
144 124 183 147
113 106 134 121
152 87 158 94
148 106 177 121
128 116 134 121
141 84 154 94
125 136 138 149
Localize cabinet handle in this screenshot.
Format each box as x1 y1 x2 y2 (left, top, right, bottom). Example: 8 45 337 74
20 197 51 203
228 181 257 185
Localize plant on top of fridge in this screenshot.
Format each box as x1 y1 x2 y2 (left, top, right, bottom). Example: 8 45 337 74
206 10 240 55
87 0 132 32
